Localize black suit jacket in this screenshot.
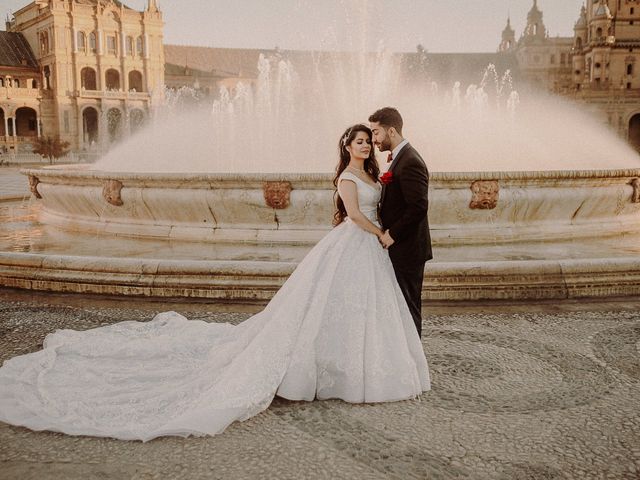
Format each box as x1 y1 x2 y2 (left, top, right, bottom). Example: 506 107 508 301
379 143 433 266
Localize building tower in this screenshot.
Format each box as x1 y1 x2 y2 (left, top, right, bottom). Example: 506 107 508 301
522 0 547 43
498 17 516 52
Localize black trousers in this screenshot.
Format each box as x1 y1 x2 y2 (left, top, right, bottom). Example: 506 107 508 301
392 262 426 338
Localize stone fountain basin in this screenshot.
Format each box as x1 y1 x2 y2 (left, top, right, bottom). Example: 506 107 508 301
3 163 640 300
22 165 640 245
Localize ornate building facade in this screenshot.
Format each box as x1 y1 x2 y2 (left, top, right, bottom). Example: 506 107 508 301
3 0 640 154
0 0 164 154
499 0 640 147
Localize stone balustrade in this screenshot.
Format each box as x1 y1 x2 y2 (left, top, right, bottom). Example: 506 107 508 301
76 89 151 100
0 87 41 99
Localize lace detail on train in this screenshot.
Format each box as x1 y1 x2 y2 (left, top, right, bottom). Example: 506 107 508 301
0 175 430 442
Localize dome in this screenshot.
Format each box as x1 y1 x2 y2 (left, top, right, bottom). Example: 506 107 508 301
574 6 587 28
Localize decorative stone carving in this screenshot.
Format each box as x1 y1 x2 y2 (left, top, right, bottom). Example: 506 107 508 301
28 175 42 199
103 179 124 206
263 181 292 209
631 178 640 204
470 180 499 210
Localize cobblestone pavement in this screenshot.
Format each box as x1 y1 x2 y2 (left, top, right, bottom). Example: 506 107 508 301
0 167 30 201
0 291 639 480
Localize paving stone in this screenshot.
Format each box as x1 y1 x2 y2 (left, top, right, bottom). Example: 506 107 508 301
0 292 639 479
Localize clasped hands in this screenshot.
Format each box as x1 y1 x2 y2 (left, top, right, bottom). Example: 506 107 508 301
378 229 395 249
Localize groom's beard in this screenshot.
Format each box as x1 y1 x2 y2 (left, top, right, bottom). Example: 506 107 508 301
377 140 391 152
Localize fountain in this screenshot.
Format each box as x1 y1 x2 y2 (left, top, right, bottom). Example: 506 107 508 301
2 38 640 301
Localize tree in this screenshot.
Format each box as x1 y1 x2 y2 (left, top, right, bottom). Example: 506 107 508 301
32 136 71 164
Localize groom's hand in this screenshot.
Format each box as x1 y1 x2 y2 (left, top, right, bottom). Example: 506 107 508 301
380 230 395 249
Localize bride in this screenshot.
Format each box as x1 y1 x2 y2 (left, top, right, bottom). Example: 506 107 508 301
0 124 430 442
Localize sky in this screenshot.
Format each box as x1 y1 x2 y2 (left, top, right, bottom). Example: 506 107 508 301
2 0 584 53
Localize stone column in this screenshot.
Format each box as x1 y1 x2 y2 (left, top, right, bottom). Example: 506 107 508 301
36 114 41 137
99 107 108 149
97 29 103 55
77 106 85 147
11 117 16 138
3 115 8 139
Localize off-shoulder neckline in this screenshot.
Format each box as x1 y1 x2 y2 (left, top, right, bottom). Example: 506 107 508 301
339 171 381 191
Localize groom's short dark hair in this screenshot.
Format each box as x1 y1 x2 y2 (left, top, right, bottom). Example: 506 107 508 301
369 107 403 135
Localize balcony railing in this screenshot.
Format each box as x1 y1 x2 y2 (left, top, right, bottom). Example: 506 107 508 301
590 36 616 46
76 89 150 100
0 87 41 100
0 151 102 165
0 135 38 143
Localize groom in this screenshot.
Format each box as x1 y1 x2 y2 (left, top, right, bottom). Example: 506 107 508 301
369 107 432 338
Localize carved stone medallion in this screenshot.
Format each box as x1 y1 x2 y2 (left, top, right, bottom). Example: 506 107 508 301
103 179 124 206
263 181 292 209
469 180 499 210
28 175 42 199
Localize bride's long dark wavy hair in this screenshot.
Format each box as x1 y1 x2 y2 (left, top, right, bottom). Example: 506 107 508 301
332 124 380 226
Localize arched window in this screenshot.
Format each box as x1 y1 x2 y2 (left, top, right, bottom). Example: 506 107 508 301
0 78 4 87
107 35 117 55
15 107 38 137
31 79 38 88
89 32 97 53
128 70 143 91
126 36 133 56
82 107 99 145
107 108 123 143
105 69 120 90
80 67 97 90
596 27 603 38
129 109 145 134
40 31 49 54
629 113 640 151
43 66 51 90
136 36 144 56
14 79 20 88
628 64 634 75
77 31 86 51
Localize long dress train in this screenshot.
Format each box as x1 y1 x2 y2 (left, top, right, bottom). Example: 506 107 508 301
0 171 430 441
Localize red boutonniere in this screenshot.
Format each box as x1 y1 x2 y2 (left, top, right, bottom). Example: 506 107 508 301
380 171 394 185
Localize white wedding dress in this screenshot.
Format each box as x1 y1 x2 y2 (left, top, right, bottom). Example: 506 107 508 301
0 171 430 441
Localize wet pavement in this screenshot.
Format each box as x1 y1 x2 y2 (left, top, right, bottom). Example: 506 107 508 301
0 289 639 480
0 167 30 202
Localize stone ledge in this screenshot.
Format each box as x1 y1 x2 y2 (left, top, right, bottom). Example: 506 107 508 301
2 252 640 302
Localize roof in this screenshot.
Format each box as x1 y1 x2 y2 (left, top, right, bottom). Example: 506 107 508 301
165 45 522 87
402 52 521 84
0 31 38 69
164 45 267 78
